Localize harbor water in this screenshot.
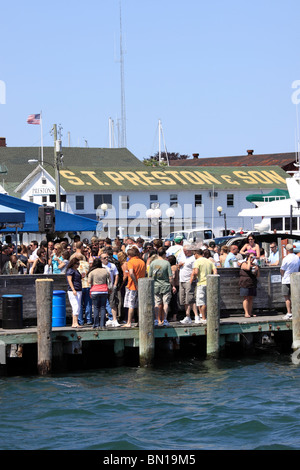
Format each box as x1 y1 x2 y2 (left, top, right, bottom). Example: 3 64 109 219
1 353 300 451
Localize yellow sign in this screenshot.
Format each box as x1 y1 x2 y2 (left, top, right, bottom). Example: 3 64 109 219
59 168 287 189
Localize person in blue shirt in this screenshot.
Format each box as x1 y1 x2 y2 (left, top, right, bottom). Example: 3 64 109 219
267 243 279 266
51 243 64 273
224 245 240 267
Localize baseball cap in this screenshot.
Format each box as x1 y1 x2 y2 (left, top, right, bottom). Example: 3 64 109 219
286 244 293 251
174 235 184 242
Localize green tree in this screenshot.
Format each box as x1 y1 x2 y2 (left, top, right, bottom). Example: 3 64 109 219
143 152 190 166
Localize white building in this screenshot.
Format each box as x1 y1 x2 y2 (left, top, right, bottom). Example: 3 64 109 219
14 160 289 239
0 142 290 239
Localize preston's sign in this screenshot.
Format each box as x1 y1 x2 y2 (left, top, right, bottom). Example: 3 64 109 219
58 166 287 190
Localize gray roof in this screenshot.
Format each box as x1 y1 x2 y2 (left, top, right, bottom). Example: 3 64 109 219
39 165 289 192
0 146 144 194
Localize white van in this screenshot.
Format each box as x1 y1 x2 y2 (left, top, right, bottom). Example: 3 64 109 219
166 228 214 243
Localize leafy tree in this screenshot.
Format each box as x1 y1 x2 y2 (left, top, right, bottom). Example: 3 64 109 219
143 152 190 166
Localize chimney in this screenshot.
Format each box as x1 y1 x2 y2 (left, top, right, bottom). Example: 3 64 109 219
192 153 199 159
0 137 6 147
247 149 254 155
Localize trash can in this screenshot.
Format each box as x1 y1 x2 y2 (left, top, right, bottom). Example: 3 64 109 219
2 294 23 329
52 290 66 327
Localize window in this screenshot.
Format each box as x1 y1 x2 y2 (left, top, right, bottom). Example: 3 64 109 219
120 195 129 210
195 194 202 206
170 194 178 207
42 178 47 185
285 217 297 232
150 194 159 208
271 218 283 231
49 195 67 203
42 196 47 204
76 195 84 210
227 194 234 207
94 194 112 210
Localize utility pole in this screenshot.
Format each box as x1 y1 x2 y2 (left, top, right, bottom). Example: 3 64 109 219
53 124 61 211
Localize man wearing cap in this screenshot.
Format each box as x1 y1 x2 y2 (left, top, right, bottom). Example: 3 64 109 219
149 247 175 326
166 236 184 260
280 243 300 320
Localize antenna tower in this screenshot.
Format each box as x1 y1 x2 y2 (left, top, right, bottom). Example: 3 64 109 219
119 1 127 148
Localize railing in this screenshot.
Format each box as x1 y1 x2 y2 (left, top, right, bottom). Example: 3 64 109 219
0 267 285 326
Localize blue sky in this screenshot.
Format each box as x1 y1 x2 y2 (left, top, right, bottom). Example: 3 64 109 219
1 0 300 161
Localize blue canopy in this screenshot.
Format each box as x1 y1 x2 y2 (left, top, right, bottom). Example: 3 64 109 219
0 203 25 224
0 194 98 232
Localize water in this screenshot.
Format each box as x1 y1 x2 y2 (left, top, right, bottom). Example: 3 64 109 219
1 354 300 451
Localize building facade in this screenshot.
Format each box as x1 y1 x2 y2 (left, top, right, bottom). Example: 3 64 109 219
15 163 289 239
0 143 291 239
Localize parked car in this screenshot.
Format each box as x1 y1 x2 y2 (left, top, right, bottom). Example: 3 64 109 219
211 236 235 247
293 240 300 253
165 228 214 243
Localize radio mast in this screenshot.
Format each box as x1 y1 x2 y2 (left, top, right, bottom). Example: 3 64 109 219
119 1 127 148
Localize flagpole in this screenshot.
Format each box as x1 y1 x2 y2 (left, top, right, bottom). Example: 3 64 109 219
40 110 44 165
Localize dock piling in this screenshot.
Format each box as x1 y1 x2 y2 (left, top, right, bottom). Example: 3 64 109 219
291 272 300 351
36 278 53 375
138 278 155 367
206 274 221 358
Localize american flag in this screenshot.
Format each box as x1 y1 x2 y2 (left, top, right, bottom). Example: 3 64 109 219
27 114 41 125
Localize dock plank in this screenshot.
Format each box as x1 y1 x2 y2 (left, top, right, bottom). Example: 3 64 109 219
0 314 292 345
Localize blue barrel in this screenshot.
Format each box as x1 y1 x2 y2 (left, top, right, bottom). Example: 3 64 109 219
2 294 23 329
52 290 66 327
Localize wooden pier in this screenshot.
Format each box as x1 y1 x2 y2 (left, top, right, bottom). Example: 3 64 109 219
0 269 299 375
0 308 294 374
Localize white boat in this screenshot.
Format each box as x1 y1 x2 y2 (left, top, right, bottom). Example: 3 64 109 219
238 162 300 235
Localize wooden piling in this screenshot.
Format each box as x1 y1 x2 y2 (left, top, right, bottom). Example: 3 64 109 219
138 277 155 367
291 272 300 351
36 278 53 375
206 274 221 358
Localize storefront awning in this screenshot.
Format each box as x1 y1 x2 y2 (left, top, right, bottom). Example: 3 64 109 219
0 204 25 224
0 194 98 232
246 188 289 204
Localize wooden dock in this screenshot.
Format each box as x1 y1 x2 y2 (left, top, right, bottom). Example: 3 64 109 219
0 270 299 375
0 313 292 346
0 313 293 372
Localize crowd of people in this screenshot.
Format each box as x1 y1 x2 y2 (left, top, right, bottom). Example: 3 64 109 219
0 232 299 326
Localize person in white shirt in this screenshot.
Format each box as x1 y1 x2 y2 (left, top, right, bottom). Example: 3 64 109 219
166 236 184 260
280 243 300 319
28 240 39 274
177 245 199 324
100 251 120 327
125 237 139 253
